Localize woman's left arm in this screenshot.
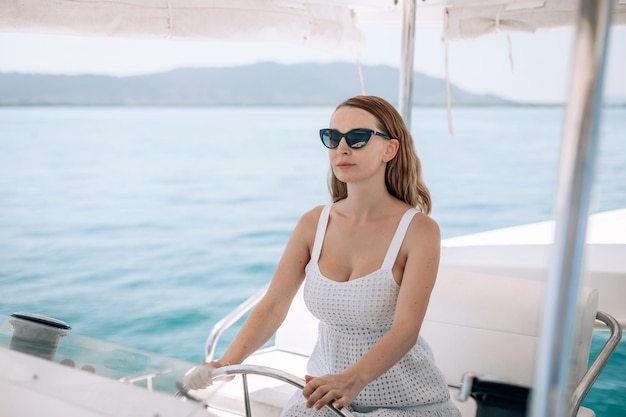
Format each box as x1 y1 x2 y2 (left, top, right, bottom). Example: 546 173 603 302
302 214 441 410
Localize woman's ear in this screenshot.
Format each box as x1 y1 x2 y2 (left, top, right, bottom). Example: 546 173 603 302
382 139 400 162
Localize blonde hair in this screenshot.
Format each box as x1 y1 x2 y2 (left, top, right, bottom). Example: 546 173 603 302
327 95 432 214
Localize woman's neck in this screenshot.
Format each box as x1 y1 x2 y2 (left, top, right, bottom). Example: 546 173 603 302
338 182 405 220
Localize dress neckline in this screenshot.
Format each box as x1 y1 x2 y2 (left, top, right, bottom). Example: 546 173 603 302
310 204 418 285
311 262 400 286
315 261 384 282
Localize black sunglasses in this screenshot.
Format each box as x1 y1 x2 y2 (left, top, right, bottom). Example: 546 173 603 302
319 128 391 149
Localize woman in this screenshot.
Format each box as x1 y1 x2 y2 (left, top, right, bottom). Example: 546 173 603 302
185 96 460 416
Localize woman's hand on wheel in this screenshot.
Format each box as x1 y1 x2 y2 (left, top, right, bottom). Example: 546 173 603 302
183 360 228 390
302 373 362 410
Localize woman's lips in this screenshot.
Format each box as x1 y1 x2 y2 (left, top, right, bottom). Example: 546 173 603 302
336 162 354 169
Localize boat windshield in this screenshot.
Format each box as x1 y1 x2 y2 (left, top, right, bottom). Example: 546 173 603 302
0 313 195 395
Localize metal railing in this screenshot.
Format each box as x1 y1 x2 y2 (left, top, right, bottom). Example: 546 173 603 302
569 310 623 417
119 370 169 391
204 285 268 362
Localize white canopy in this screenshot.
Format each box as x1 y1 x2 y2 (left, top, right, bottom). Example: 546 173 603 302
1 0 624 52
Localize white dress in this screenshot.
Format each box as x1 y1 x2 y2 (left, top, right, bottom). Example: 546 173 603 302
281 205 460 417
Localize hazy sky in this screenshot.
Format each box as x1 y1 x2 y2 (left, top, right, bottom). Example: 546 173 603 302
1 25 624 104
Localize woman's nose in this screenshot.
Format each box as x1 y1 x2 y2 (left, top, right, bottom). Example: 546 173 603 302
335 137 351 153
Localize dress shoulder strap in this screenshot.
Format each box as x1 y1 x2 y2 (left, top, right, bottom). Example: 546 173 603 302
310 204 332 263
381 208 419 270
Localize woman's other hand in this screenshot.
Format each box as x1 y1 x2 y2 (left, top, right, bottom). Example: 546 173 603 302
302 373 362 410
183 360 226 390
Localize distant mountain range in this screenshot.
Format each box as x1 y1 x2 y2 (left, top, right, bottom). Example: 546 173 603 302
0 62 517 106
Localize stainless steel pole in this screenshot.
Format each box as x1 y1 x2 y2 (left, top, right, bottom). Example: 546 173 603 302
398 0 417 126
530 1 614 416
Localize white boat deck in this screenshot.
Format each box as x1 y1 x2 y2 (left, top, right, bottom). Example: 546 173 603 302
441 209 626 327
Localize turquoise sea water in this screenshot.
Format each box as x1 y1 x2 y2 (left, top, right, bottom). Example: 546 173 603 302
0 106 624 415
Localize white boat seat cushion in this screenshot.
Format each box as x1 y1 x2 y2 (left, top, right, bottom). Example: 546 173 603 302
421 267 599 388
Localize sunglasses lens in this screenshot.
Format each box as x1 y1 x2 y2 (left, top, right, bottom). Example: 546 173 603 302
346 129 371 149
320 129 337 148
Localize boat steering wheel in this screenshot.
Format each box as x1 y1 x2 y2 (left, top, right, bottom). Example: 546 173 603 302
182 364 355 417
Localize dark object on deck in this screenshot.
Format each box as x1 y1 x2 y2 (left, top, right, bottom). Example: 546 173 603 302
471 377 530 417
9 312 71 360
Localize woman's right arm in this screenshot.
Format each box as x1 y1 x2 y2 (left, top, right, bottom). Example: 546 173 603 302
213 206 322 366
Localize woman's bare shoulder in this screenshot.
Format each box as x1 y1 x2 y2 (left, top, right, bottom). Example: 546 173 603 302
292 204 326 236
406 212 441 246
299 204 326 224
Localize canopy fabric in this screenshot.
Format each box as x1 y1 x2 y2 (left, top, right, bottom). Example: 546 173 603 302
0 0 624 48
443 0 626 40
0 0 372 54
